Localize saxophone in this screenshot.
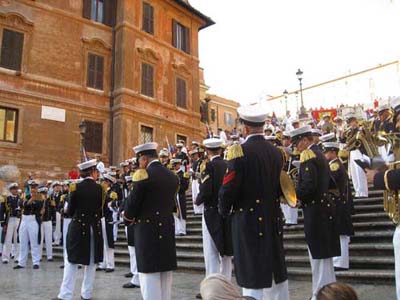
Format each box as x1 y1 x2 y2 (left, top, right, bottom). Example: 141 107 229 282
383 161 400 224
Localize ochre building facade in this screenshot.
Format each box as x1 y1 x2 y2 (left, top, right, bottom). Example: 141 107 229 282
0 0 213 179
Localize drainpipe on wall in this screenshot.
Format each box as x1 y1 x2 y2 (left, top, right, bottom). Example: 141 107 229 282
109 24 116 165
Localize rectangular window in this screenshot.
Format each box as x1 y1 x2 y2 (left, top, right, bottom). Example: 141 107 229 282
176 134 187 145
172 20 190 54
84 121 103 153
0 107 18 143
224 112 234 126
87 53 104 90
83 0 115 26
0 29 24 71
142 2 154 34
141 63 154 98
210 108 216 122
176 77 187 109
140 125 153 143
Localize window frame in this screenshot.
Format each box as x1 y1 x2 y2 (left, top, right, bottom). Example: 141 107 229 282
90 0 104 23
0 106 18 143
139 124 154 144
0 28 24 72
175 76 187 109
83 120 103 154
140 62 155 98
142 2 155 35
87 52 105 91
176 134 187 145
172 20 190 54
224 112 234 126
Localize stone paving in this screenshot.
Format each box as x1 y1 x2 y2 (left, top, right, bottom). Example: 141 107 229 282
0 259 396 300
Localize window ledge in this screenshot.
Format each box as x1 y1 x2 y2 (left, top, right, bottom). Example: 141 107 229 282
139 94 157 101
0 141 22 150
86 87 105 95
0 67 20 76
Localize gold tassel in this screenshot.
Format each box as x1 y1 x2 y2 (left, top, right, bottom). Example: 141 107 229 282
226 144 244 161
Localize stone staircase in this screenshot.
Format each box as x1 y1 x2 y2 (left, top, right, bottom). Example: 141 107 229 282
53 189 396 283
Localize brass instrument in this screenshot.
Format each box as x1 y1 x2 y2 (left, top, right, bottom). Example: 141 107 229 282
344 121 380 158
383 161 400 224
278 146 298 208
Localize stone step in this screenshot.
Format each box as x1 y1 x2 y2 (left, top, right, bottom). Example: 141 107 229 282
284 221 394 232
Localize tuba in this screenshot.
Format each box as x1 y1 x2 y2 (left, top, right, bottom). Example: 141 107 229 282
383 161 400 224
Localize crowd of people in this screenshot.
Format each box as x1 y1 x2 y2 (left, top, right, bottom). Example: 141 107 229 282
0 97 399 300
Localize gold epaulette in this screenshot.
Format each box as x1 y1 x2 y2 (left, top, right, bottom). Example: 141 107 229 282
70 183 76 192
330 162 340 172
338 149 349 159
292 149 301 156
133 169 149 182
226 144 244 161
183 172 190 179
110 191 118 200
300 149 316 163
200 161 207 174
0 196 4 203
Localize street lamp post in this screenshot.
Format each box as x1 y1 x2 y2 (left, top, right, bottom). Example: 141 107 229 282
79 121 87 162
296 68 307 119
283 89 288 114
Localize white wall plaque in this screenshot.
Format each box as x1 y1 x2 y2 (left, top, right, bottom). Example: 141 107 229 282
41 106 66 123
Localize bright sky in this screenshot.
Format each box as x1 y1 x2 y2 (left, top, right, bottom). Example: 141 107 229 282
190 0 400 106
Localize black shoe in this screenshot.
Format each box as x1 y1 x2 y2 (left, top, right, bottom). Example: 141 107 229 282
13 265 24 269
50 298 63 300
33 264 39 269
14 260 18 264
80 297 90 300
96 267 105 271
105 268 114 273
123 282 140 288
78 265 82 269
10 255 14 259
2 260 8 264
59 265 64 269
48 258 54 262
124 272 133 278
196 293 202 299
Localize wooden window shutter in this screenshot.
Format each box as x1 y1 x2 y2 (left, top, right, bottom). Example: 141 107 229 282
96 55 104 90
143 3 154 34
83 0 91 19
141 63 154 97
184 26 190 54
84 121 103 153
172 19 177 47
103 0 116 27
87 53 95 88
0 29 24 71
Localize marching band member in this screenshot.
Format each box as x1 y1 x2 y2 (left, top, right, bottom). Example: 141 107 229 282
56 159 104 300
291 125 340 300
346 114 369 198
124 142 179 300
172 159 189 236
323 142 354 270
219 104 289 300
122 175 140 289
0 183 22 264
39 185 55 262
52 181 63 246
60 180 73 269
367 96 400 300
190 148 203 215
14 180 42 270
196 138 233 299
97 173 116 273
